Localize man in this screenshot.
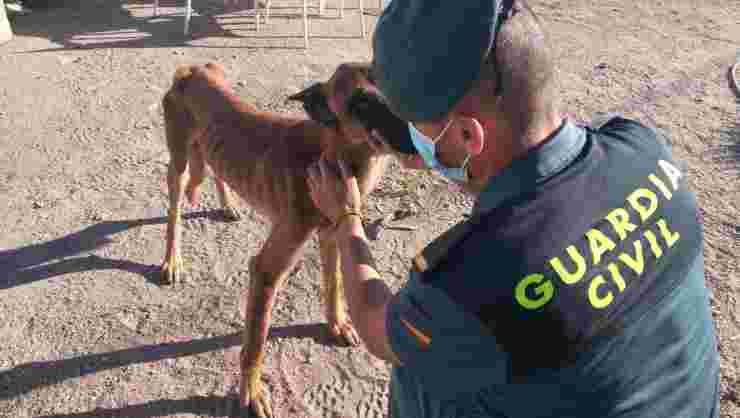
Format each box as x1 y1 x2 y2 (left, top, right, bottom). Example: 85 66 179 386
306 1 721 417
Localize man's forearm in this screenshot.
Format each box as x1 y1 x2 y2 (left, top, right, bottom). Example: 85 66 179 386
335 216 398 363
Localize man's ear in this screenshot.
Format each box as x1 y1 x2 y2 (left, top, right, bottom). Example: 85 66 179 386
457 117 485 156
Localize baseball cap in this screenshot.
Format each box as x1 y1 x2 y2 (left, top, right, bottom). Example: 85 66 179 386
371 0 509 122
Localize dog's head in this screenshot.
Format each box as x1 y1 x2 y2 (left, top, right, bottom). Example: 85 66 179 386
287 63 415 155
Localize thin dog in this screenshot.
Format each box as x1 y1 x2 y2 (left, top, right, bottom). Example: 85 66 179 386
160 61 396 417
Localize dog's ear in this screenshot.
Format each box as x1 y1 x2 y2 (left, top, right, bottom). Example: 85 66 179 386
286 83 322 104
288 82 339 128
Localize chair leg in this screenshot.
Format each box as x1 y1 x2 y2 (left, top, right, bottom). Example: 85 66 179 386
183 0 192 35
153 0 159 17
359 0 365 39
340 0 344 19
303 0 309 48
319 0 325 16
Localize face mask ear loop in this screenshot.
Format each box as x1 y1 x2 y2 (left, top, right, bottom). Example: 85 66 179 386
431 118 455 145
434 118 469 172
460 152 472 170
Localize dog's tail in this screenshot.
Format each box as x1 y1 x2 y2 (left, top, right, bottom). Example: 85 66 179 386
164 65 194 106
163 67 195 154
172 65 194 89
162 65 213 206
162 65 198 190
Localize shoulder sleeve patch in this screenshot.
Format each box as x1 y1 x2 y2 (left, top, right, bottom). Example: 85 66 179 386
399 317 431 349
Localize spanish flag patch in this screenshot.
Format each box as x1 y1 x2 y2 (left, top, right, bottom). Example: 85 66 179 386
400 317 431 349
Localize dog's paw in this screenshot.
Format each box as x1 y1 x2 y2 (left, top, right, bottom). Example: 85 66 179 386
222 205 242 222
329 319 361 347
248 392 273 418
160 255 182 285
240 379 273 418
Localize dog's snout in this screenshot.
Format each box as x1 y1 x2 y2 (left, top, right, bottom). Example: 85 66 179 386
345 88 415 155
287 83 323 103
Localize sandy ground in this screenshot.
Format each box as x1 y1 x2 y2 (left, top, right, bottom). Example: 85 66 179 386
0 0 738 417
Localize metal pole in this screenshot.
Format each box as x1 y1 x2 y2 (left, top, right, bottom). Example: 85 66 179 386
0 0 14 45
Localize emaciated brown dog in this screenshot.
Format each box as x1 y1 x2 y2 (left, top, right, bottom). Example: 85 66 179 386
160 61 401 417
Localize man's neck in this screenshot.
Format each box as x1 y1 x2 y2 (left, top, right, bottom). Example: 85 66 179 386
466 111 563 194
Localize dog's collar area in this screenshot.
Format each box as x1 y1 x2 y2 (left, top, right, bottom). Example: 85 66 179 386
308 105 339 128
304 95 339 128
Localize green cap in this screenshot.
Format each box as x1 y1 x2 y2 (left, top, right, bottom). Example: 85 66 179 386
372 1 505 122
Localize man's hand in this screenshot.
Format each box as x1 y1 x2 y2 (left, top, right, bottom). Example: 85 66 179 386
368 129 427 170
306 153 401 366
307 157 363 227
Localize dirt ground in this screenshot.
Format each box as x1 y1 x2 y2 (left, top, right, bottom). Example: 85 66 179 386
0 0 737 417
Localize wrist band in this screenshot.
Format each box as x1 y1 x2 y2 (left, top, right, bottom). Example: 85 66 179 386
333 211 363 231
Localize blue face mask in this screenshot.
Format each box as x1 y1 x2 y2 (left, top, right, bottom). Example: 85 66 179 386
408 119 471 183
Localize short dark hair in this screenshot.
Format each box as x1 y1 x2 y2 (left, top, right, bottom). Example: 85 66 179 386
473 1 559 132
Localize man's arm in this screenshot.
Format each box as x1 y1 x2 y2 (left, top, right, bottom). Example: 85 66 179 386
334 215 403 366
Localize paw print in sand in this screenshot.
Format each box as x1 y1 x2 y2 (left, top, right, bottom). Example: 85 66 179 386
302 368 353 416
355 383 389 418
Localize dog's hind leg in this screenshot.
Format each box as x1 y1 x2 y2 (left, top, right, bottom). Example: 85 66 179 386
240 222 314 418
215 176 242 221
160 91 193 285
161 160 188 285
318 227 361 347
184 141 206 207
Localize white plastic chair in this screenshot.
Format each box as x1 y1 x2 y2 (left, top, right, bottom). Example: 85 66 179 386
152 0 201 35
153 0 271 37
262 0 366 48
153 0 365 48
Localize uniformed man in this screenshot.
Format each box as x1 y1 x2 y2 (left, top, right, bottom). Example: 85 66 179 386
306 1 721 417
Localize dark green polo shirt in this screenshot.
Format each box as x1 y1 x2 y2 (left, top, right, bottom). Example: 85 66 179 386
385 115 720 418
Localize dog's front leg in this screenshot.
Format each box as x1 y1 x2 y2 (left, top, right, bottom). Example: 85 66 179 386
318 227 361 347
357 155 391 199
240 223 313 418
